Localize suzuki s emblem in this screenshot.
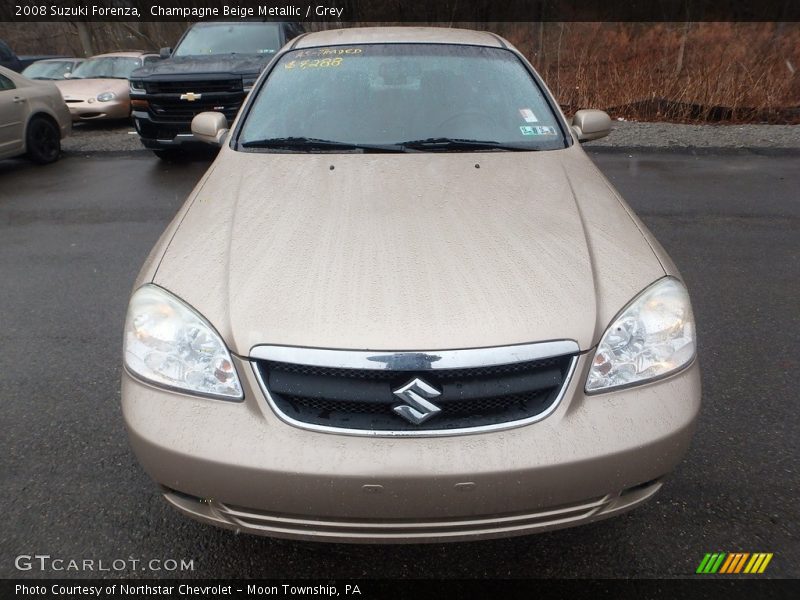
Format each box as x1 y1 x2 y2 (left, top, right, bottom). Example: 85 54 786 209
180 92 202 101
392 378 442 425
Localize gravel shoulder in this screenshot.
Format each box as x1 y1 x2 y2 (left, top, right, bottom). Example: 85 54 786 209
584 121 800 152
63 122 143 154
62 120 800 154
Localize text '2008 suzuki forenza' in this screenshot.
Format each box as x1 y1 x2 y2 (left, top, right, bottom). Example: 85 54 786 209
122 27 700 543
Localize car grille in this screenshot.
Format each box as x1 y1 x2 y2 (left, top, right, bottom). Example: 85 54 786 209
143 79 242 94
254 352 576 434
212 494 611 538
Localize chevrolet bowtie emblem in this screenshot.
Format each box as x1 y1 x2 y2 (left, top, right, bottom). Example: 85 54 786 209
180 92 202 101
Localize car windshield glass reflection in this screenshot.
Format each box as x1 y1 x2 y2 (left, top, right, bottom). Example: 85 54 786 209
22 61 76 80
238 44 566 152
71 57 140 79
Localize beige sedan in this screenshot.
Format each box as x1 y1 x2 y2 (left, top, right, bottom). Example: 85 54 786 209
0 65 70 163
122 27 700 543
55 52 158 121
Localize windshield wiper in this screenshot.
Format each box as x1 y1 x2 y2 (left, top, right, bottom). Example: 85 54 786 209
399 137 537 152
239 137 407 153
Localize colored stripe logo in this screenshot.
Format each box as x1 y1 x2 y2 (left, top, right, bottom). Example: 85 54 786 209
696 552 773 574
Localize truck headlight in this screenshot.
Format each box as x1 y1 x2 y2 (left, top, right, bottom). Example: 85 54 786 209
123 285 243 400
96 91 116 102
129 80 145 94
586 277 696 393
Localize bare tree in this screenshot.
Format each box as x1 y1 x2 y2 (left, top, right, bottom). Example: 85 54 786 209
72 22 95 57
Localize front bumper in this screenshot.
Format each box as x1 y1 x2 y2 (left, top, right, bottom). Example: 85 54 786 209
65 99 129 121
132 110 227 150
122 353 701 543
132 110 195 149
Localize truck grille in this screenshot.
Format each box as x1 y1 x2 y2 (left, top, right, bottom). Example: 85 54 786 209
148 99 241 122
143 79 242 94
254 350 576 435
140 78 245 127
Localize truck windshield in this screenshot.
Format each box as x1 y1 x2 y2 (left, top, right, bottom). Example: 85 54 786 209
173 23 282 57
238 44 567 152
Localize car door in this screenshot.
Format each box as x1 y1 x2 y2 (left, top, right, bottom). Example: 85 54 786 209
0 72 28 158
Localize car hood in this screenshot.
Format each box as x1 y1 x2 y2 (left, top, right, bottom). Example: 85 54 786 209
131 54 272 79
152 145 666 355
55 78 129 98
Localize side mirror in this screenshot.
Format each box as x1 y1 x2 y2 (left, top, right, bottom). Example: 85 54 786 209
570 109 612 142
191 112 229 146
159 47 172 59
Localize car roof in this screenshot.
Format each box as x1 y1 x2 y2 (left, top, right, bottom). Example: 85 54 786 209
88 51 155 59
293 27 506 49
190 21 292 27
29 58 82 63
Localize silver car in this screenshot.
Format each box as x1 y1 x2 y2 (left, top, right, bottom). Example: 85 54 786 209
122 27 700 543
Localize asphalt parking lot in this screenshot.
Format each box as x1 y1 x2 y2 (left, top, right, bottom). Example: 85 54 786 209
0 145 798 579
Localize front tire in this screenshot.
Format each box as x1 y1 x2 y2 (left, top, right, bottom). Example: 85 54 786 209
26 116 61 164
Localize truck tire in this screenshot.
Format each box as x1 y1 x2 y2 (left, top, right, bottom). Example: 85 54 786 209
26 116 61 164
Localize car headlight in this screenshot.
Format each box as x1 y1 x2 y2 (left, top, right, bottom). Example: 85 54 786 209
129 80 145 94
123 285 243 400
586 277 696 393
96 91 116 102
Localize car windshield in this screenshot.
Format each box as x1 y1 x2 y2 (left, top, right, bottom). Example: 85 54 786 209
173 23 281 57
71 57 140 79
238 44 567 152
22 60 76 80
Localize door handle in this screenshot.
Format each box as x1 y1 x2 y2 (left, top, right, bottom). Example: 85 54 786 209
13 96 27 103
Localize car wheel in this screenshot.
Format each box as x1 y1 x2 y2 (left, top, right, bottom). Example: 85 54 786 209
26 117 61 164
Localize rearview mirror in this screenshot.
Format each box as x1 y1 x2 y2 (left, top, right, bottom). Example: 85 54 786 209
191 112 229 146
570 109 612 142
159 47 172 59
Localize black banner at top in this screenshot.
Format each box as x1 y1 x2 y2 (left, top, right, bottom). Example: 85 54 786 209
1 0 800 23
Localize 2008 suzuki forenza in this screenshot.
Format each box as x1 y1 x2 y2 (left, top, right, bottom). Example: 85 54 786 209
122 27 700 543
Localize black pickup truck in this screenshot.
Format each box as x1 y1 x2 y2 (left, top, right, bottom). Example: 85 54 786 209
129 21 304 158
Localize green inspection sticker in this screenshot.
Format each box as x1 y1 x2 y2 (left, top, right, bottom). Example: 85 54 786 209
520 125 557 135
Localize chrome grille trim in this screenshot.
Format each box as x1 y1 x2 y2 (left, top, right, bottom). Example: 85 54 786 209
250 341 580 438
249 340 579 370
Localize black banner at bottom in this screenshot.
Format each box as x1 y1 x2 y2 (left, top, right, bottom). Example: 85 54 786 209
5 579 799 600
